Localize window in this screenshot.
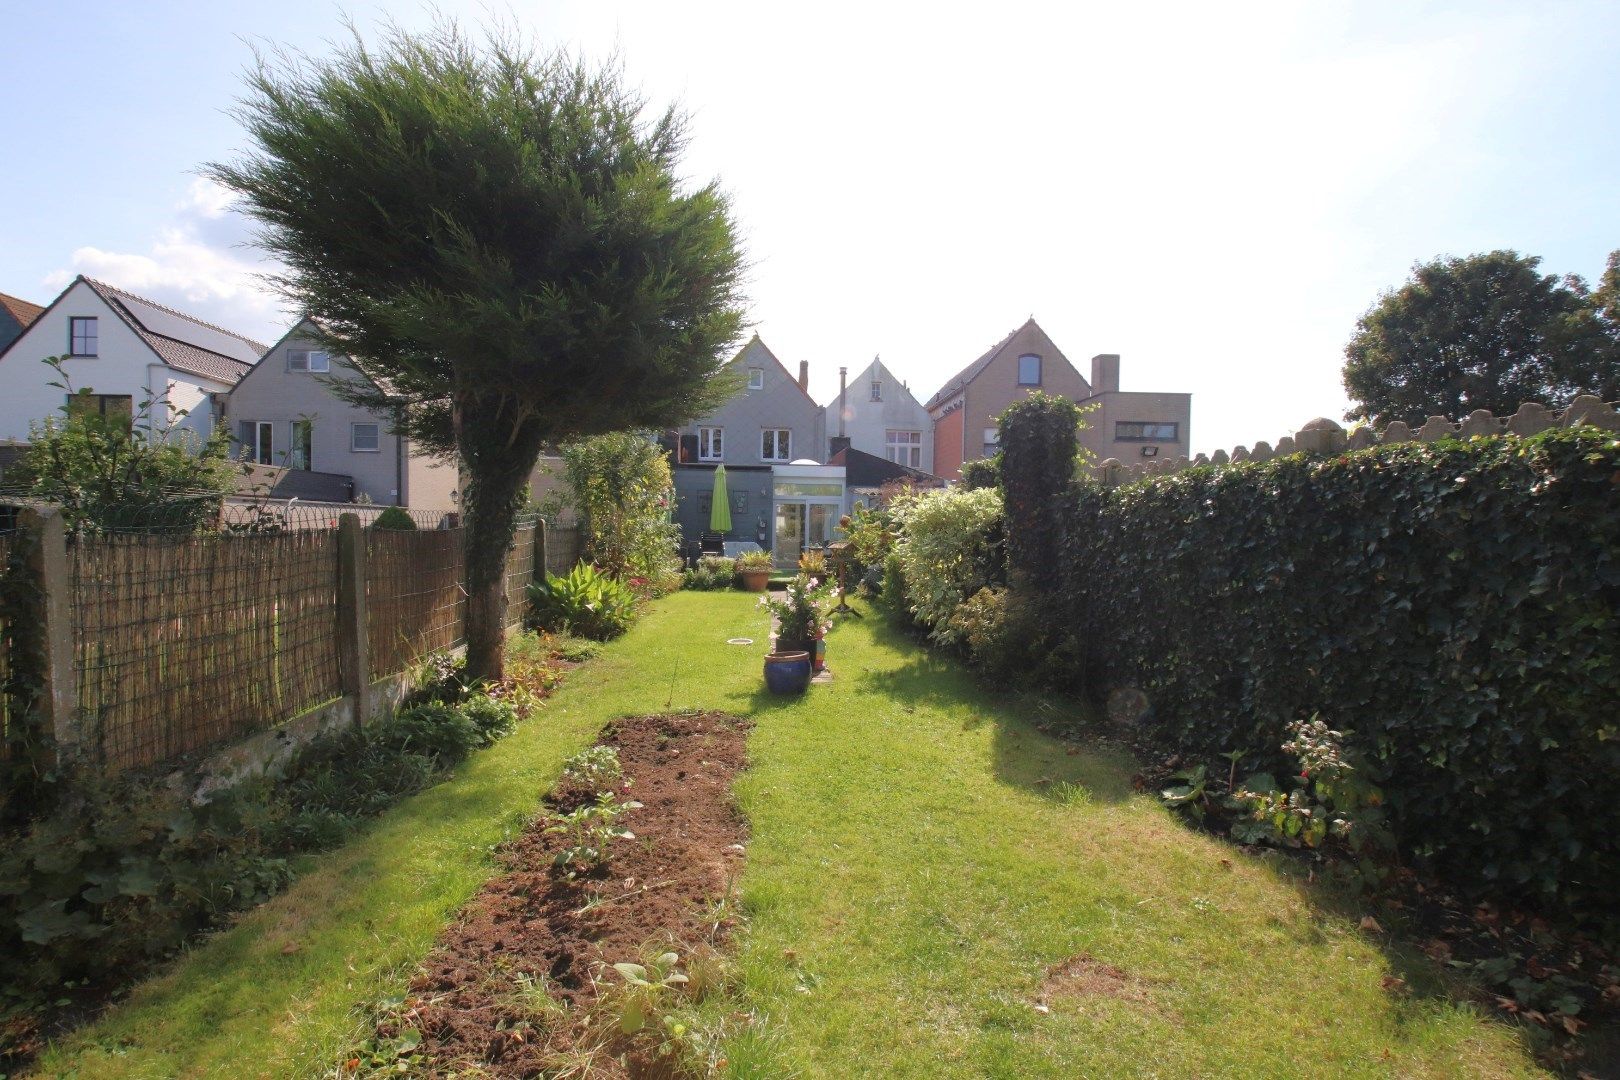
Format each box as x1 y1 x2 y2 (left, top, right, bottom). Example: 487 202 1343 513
241 420 275 464
1017 353 1041 386
287 349 331 373
870 380 882 401
698 426 724 461
69 317 98 357
886 429 922 468
290 419 313 469
351 422 381 452
747 368 764 390
761 428 791 462
66 392 132 426
1114 421 1180 442
983 427 1000 456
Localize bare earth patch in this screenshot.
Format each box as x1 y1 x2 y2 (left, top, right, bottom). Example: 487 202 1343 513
1036 954 1159 1014
387 711 751 1077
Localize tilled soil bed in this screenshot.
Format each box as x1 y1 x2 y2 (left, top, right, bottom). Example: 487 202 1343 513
395 711 751 1078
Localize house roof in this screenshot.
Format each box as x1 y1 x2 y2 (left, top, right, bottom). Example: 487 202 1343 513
0 292 44 329
922 318 1039 412
81 277 264 385
737 333 819 407
828 445 946 489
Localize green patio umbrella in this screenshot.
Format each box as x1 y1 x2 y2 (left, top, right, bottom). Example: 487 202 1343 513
709 464 733 533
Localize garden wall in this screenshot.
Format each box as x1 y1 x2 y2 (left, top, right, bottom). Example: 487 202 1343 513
1049 418 1619 920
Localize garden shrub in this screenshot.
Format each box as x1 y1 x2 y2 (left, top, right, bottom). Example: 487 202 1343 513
371 506 417 530
889 486 1005 644
527 561 638 641
0 687 531 1007
548 432 682 588
1049 428 1620 925
682 555 736 591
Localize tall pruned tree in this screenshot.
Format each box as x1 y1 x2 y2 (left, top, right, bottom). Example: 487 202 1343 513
210 23 746 680
1343 250 1620 425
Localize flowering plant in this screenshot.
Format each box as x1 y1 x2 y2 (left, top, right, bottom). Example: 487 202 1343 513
760 573 835 651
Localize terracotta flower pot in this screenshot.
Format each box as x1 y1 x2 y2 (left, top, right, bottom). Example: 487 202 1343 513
740 568 771 592
764 650 812 694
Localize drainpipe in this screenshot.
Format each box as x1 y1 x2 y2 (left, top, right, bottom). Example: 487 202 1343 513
394 408 406 506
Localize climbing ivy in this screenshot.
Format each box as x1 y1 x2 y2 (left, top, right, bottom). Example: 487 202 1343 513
1047 428 1620 925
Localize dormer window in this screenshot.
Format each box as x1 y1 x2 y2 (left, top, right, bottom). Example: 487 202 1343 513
288 349 330 373
747 368 764 390
69 317 98 357
1018 354 1041 386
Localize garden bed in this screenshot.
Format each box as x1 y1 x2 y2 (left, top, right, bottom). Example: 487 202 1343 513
374 711 751 1077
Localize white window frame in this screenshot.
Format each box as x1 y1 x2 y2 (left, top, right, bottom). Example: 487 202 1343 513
287 349 331 373
698 426 724 461
747 368 764 390
243 420 274 465
885 429 922 468
351 422 381 453
69 316 98 357
1114 421 1180 442
761 428 791 463
870 380 882 401
1017 353 1041 386
983 427 1001 456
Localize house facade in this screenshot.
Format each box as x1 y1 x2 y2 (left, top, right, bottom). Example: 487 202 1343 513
0 276 259 445
924 317 1190 477
222 317 459 512
667 336 837 566
824 356 933 473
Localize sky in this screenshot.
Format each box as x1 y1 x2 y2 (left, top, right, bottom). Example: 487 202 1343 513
3 1 1618 457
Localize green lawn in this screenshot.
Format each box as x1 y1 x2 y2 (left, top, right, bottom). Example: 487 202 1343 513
36 592 1543 1078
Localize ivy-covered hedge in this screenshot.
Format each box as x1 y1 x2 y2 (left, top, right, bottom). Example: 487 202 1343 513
1055 429 1620 923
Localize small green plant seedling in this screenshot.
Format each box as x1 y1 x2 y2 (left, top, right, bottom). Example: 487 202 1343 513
560 745 627 794
610 952 689 1035
545 793 642 874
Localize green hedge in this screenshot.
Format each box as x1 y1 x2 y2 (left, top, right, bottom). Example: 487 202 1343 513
1055 429 1620 923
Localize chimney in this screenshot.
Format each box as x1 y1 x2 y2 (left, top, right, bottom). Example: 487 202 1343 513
798 360 809 392
838 366 847 437
1091 353 1120 395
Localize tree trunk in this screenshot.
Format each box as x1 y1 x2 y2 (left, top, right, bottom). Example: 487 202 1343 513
459 401 547 686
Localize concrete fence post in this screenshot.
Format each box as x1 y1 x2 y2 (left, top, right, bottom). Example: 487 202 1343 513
534 519 549 585
337 513 370 724
18 507 79 762
1294 417 1347 456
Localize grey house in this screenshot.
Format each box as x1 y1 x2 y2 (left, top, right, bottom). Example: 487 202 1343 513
222 317 459 512
667 336 835 565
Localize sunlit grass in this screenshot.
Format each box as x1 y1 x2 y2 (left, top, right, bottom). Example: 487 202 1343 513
36 592 1544 1078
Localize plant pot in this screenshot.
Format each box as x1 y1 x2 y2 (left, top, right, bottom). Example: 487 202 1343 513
740 568 771 592
763 650 812 694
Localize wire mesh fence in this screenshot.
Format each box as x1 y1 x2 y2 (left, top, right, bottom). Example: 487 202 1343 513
222 499 451 533
365 527 467 679
72 531 344 773
544 522 583 577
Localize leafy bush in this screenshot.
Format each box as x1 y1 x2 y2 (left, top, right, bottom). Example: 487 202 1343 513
0 687 533 1006
1051 428 1620 924
527 561 638 641
371 506 417 530
888 486 1005 644
734 549 773 573
682 555 737 591
548 433 681 585
9 357 237 534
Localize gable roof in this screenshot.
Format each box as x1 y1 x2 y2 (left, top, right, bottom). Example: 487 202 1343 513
80 277 264 385
734 334 818 407
0 292 44 330
831 356 926 412
923 319 1036 412
242 314 401 400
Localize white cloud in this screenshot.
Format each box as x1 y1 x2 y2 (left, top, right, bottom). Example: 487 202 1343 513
44 179 290 346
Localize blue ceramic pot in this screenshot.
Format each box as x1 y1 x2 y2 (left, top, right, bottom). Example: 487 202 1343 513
764 650 812 694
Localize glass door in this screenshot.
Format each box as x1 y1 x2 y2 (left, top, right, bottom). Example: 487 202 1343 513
773 502 803 568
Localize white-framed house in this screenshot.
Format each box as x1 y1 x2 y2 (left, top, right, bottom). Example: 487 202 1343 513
0 276 261 445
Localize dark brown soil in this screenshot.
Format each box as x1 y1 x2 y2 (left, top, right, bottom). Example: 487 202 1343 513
398 711 751 1078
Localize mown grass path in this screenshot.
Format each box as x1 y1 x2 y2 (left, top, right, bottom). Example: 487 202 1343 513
37 592 1541 1078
